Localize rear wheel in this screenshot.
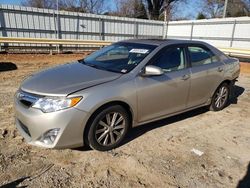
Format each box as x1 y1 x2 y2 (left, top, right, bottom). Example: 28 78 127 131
209 83 230 111
86 105 129 151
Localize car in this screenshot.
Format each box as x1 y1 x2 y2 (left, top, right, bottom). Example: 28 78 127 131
14 39 240 151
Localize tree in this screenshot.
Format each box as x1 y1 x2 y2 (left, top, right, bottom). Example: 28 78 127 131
114 0 147 18
226 0 250 17
59 0 81 12
79 0 105 14
21 0 105 14
202 0 224 18
202 0 250 18
21 0 56 9
144 0 182 20
197 12 207 19
134 0 148 18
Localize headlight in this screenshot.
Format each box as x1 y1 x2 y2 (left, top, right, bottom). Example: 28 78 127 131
32 96 82 113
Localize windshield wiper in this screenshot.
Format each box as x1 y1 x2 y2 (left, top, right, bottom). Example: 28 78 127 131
102 68 123 74
79 59 99 68
78 59 90 66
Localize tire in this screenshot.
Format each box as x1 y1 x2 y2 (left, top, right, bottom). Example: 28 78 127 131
86 105 130 151
209 83 230 111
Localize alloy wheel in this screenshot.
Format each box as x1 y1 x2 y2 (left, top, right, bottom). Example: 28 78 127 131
214 86 229 108
95 112 125 146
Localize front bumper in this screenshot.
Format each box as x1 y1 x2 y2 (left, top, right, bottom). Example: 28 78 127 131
14 97 90 149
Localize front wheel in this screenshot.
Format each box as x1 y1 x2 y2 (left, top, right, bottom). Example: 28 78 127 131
209 83 230 111
86 105 130 151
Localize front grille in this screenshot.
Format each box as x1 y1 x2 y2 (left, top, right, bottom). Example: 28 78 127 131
16 90 39 108
20 99 33 107
19 120 31 137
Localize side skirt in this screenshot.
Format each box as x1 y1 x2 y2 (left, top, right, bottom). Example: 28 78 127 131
133 103 208 127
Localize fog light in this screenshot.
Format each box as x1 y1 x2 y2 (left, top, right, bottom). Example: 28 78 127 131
39 128 60 145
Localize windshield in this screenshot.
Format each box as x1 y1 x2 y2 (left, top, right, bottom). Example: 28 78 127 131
81 42 156 73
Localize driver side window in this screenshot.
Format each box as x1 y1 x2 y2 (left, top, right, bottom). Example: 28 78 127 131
152 47 185 72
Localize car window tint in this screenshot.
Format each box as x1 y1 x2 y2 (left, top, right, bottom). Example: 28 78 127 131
153 47 185 72
188 46 219 67
83 43 156 73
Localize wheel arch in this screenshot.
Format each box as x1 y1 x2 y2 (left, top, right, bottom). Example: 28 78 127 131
210 79 233 101
83 100 134 145
221 79 232 86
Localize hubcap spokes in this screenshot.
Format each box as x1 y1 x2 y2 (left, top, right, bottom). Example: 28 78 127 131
214 86 228 108
95 112 125 146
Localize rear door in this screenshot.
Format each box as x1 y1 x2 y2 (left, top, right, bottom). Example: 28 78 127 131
187 45 224 108
136 45 191 123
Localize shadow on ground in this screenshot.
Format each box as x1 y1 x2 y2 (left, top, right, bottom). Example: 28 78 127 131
123 106 208 146
237 162 250 188
0 177 29 188
123 85 245 146
0 62 17 72
229 85 245 105
75 85 244 151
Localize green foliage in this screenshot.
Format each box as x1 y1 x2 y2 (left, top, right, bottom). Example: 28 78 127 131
197 12 206 19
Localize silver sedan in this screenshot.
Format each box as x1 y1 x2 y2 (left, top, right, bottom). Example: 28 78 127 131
14 39 240 151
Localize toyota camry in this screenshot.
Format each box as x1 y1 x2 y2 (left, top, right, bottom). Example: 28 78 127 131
14 39 240 151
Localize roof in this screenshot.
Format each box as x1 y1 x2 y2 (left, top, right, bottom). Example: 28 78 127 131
119 38 206 46
120 39 172 46
117 38 224 56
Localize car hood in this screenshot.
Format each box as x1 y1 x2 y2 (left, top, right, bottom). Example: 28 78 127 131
21 61 121 96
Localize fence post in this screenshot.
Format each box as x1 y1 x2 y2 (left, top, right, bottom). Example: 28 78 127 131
99 18 102 40
52 11 57 54
230 20 236 48
53 11 56 38
56 8 61 53
163 21 169 39
0 7 8 52
76 13 80 52
134 21 138 39
99 18 105 41
190 22 194 40
162 23 165 39
49 44 53 55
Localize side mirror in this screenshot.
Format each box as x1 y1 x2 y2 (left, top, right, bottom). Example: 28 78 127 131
141 65 164 76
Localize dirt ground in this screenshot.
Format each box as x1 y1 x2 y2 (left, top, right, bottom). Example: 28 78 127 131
0 54 250 188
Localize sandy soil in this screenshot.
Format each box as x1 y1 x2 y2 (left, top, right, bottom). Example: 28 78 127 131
0 54 250 188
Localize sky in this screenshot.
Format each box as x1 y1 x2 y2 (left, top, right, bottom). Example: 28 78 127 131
0 0 116 8
0 0 22 5
175 0 202 19
0 0 201 19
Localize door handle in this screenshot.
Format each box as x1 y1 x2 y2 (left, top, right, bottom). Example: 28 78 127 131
181 74 190 80
217 67 223 72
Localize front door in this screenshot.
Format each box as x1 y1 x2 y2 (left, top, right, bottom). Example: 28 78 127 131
136 46 191 123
